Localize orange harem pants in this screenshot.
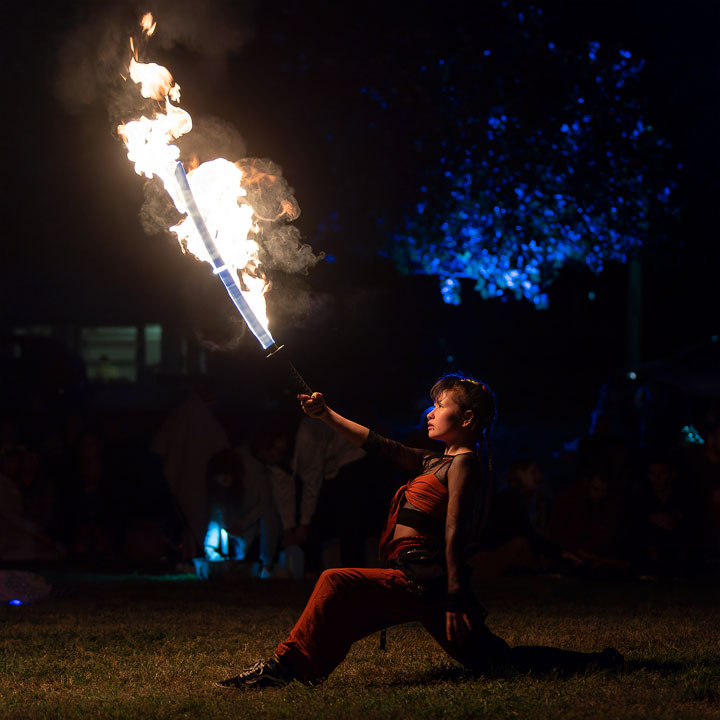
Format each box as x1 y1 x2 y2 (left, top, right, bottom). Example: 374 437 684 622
274 538 510 683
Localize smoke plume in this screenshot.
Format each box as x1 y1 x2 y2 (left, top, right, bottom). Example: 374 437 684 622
54 0 252 113
55 0 324 349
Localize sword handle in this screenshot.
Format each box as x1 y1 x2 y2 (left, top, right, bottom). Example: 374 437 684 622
288 361 312 395
266 344 312 394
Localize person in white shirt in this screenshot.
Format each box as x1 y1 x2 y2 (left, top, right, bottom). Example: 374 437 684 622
204 445 282 577
258 416 365 572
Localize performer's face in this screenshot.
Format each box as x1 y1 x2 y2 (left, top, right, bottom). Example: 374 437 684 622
426 390 469 444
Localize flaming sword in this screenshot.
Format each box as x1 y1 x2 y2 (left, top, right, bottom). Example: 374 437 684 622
172 162 311 394
118 13 311 395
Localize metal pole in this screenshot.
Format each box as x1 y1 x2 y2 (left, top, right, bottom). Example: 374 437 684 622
626 256 642 371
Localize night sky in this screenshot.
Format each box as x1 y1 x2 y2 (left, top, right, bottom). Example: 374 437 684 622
2 0 719 429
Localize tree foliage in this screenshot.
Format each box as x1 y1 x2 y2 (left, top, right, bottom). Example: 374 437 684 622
378 4 680 307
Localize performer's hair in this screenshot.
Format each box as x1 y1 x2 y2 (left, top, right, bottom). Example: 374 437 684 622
430 373 497 438
429 372 497 472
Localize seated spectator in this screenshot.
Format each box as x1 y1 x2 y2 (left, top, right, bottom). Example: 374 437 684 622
686 419 720 565
577 412 634 492
103 423 182 564
152 385 230 560
547 467 629 574
5 438 56 536
1 415 57 535
627 455 699 576
255 414 366 574
0 416 17 455
0 447 62 561
203 445 281 578
510 456 552 536
470 457 561 579
59 430 113 560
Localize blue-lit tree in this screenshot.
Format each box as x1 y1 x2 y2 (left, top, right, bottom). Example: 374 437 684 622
268 1 680 309
386 7 679 308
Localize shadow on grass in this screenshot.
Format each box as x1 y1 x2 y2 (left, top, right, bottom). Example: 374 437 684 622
623 659 686 675
389 654 720 689
383 663 623 688
382 654 719 688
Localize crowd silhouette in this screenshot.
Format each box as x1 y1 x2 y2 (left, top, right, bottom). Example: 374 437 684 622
1 378 718 581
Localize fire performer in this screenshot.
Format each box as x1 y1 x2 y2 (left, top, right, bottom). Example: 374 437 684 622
218 374 623 688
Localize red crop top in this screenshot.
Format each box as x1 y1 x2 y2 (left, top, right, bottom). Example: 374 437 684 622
362 430 486 561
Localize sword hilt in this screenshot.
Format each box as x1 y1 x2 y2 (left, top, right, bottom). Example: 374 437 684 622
266 344 312 394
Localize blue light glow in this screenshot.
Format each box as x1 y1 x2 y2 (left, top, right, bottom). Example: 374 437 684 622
681 425 705 446
9 600 22 606
391 27 678 308
204 520 229 560
440 276 462 305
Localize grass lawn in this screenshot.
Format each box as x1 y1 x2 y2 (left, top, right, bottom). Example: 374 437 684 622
1 571 719 719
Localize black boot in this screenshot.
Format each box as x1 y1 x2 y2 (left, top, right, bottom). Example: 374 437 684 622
216 656 295 689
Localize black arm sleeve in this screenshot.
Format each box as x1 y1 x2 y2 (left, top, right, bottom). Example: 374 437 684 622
446 453 482 590
361 429 427 476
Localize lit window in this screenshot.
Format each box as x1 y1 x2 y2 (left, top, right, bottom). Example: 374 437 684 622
81 326 138 382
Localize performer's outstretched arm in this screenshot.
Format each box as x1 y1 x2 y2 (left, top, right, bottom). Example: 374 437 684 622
298 392 370 445
298 392 426 475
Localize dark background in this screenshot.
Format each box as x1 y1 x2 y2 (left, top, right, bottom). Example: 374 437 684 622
2 0 718 446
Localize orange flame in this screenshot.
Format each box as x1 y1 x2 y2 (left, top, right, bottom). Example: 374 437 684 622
141 13 157 37
117 14 272 332
128 57 180 102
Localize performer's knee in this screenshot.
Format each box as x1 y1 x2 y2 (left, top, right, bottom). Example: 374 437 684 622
314 567 364 601
316 568 343 594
